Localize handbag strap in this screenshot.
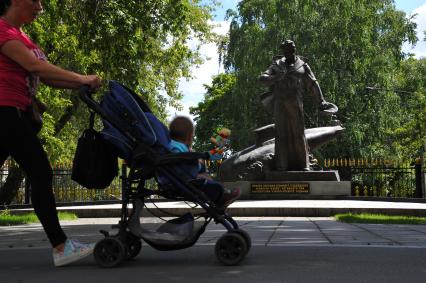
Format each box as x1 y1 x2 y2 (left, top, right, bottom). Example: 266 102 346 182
89 111 95 129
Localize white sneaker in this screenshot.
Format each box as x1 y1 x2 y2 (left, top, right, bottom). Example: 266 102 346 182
53 239 95 267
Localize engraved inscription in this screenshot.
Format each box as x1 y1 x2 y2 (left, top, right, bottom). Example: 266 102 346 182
251 183 310 194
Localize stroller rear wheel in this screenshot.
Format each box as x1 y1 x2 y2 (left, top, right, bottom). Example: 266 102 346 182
215 232 248 265
125 232 142 259
94 237 126 268
233 229 251 252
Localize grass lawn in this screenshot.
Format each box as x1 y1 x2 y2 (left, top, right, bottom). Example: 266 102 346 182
335 213 426 225
0 211 78 226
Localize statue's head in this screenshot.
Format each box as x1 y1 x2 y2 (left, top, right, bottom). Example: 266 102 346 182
279 40 296 58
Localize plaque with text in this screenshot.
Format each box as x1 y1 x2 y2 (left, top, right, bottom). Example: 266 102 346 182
251 183 310 194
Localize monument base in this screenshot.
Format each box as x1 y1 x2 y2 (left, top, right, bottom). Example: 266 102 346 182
264 170 340 181
223 179 351 200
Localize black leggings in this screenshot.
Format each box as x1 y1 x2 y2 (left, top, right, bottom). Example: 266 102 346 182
0 106 66 247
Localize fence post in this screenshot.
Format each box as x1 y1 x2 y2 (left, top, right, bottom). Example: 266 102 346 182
415 157 423 198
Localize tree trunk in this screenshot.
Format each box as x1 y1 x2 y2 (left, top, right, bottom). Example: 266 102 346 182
0 164 25 205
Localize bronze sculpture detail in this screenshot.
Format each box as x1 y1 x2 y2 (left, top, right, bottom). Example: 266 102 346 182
259 40 336 171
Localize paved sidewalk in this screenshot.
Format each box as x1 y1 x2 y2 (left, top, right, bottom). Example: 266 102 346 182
2 217 426 250
3 215 426 283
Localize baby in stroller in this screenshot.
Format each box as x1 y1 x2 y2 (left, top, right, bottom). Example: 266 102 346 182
78 81 250 267
167 115 241 208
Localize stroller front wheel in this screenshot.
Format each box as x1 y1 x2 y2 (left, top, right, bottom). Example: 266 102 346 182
125 232 142 260
215 232 248 265
94 237 126 268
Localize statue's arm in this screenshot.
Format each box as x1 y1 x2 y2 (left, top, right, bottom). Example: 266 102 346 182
259 64 279 86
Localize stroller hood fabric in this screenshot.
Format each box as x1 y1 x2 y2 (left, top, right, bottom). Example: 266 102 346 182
100 81 199 185
101 81 170 162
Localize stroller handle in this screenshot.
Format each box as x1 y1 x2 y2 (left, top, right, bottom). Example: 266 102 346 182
79 85 93 100
78 85 103 113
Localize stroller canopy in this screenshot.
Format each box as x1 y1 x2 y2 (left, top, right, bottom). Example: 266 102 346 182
101 81 170 162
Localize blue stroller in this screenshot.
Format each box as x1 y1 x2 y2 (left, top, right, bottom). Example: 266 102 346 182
78 81 251 267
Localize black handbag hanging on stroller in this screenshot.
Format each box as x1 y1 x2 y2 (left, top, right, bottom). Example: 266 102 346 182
77 81 251 267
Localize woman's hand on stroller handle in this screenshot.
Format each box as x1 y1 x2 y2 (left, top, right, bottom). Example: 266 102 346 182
79 80 101 99
81 75 102 90
78 75 102 96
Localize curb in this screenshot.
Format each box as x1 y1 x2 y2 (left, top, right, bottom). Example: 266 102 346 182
71 207 426 218
9 206 426 218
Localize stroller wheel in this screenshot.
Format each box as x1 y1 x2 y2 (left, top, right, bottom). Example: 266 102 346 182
233 229 251 252
215 232 248 266
94 237 126 268
125 233 142 260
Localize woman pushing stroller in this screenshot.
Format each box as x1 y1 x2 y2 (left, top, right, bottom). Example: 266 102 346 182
0 0 101 267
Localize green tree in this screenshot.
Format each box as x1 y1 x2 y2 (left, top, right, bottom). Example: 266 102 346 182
27 0 216 162
220 0 417 159
190 73 236 152
386 58 426 158
0 0 217 204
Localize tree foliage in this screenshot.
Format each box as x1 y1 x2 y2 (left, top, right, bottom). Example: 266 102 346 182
386 58 426 158
24 0 216 163
1 0 218 205
190 73 236 152
204 0 418 159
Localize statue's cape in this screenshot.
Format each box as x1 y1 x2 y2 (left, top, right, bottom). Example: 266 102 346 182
260 90 274 113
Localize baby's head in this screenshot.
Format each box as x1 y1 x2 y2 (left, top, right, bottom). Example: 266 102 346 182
169 116 194 147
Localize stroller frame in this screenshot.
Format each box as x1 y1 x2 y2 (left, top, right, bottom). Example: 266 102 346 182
78 85 251 267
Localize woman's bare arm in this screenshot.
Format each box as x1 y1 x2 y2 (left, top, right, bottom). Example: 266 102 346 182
40 78 83 89
1 40 100 89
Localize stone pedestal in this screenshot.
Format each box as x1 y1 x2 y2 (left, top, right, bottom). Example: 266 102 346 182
224 170 350 200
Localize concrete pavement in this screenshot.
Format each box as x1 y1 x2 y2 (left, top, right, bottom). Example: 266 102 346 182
2 216 426 250
4 199 426 250
2 244 426 282
0 200 426 283
2 216 426 282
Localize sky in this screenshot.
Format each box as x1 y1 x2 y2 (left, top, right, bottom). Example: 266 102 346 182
168 0 426 119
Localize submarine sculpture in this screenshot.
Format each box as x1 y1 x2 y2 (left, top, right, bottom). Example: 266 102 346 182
217 124 344 182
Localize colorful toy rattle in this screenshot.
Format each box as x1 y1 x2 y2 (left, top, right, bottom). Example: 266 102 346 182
209 128 231 161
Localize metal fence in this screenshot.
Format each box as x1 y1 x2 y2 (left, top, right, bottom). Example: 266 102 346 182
1 158 424 204
51 168 123 203
0 163 156 205
323 158 424 198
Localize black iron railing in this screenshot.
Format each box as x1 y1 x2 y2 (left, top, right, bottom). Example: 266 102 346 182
1 157 424 204
323 158 424 198
0 164 157 205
